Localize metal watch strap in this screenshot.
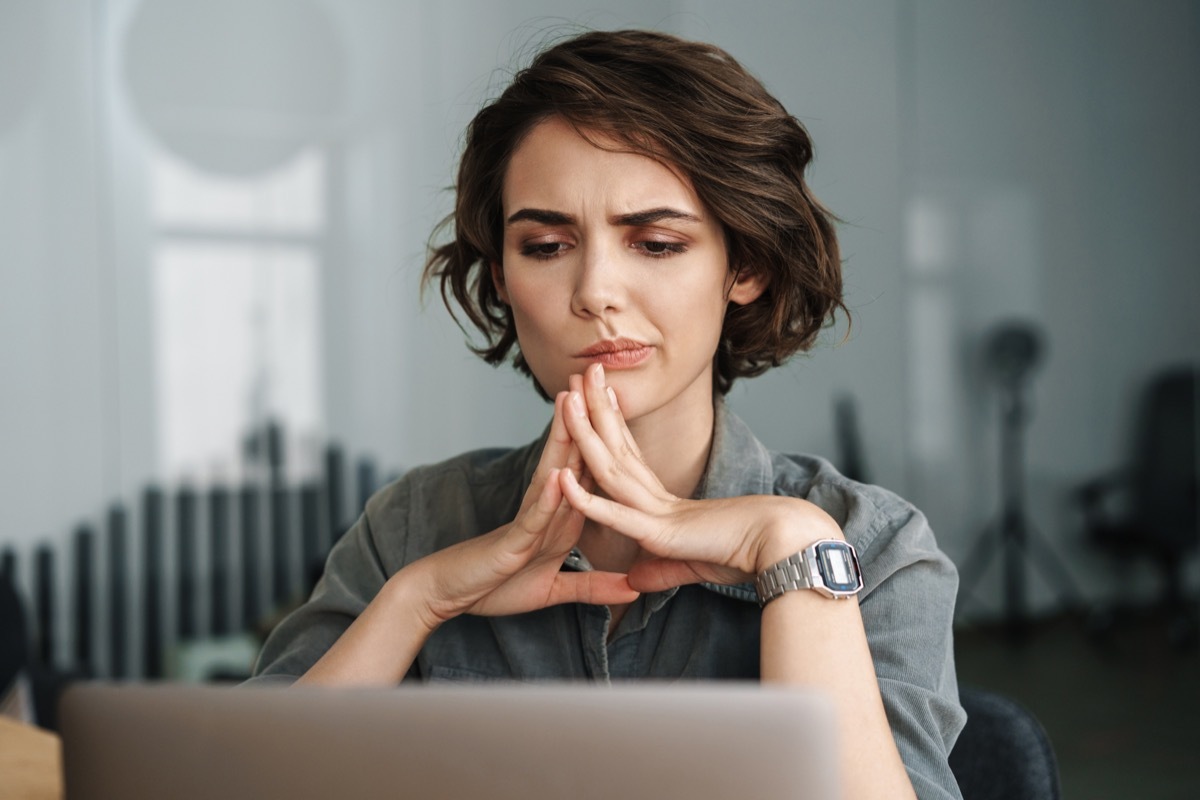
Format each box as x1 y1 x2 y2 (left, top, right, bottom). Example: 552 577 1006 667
754 538 862 605
754 550 816 607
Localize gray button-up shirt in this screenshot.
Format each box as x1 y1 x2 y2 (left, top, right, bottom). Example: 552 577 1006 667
251 402 966 799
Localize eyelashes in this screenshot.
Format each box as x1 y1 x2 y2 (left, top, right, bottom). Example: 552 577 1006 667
520 242 568 259
517 240 688 261
636 241 687 258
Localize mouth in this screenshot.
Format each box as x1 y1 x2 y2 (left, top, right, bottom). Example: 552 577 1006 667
573 338 654 369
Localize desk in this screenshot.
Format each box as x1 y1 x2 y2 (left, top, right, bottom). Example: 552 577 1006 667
0 716 62 800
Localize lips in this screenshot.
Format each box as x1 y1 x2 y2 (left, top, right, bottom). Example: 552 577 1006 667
573 338 654 368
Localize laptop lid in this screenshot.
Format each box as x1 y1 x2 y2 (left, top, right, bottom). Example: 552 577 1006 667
60 682 838 799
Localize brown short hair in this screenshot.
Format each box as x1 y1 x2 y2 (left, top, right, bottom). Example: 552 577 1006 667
423 29 846 395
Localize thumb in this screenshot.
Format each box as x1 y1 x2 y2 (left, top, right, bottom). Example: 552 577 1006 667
626 558 707 594
547 571 640 606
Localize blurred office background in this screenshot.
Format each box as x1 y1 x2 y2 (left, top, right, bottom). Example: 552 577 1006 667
0 0 1197 795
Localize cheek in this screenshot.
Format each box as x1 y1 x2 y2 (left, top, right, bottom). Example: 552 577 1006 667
503 280 567 387
673 276 731 330
505 282 556 338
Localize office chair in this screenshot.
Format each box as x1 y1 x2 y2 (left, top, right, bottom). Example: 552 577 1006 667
949 685 1062 800
1075 365 1199 649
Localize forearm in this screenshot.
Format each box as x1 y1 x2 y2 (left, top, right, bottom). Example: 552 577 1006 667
296 562 439 687
757 519 916 800
761 592 915 799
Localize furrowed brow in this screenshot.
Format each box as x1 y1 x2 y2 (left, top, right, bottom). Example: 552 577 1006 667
506 208 574 226
612 208 702 226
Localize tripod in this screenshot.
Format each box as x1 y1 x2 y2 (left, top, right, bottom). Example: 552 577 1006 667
957 331 1084 640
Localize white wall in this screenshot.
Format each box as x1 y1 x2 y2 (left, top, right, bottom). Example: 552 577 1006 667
2 0 1197 653
1 1 120 664
902 0 1200 610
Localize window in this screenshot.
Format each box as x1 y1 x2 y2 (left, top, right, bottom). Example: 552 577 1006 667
150 148 325 483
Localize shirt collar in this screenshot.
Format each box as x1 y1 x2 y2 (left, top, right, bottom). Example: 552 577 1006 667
693 397 775 501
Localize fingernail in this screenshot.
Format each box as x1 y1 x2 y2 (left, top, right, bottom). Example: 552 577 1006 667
607 386 619 410
570 391 585 414
590 363 605 386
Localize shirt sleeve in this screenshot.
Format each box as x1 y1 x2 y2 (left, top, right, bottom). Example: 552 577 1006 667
810 478 967 800
244 480 404 686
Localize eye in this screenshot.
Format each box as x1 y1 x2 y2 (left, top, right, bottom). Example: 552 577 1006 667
519 241 570 260
636 240 687 258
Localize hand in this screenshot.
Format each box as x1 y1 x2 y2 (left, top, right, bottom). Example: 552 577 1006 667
412 389 640 630
557 364 843 594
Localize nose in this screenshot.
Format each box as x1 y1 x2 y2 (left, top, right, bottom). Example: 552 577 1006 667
570 238 624 319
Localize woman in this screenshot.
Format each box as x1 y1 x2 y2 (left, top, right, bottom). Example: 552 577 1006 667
251 29 965 800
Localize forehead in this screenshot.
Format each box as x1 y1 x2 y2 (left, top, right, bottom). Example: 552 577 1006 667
502 117 704 215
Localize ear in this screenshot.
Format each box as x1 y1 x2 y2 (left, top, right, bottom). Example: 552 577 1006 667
727 268 768 306
490 260 510 304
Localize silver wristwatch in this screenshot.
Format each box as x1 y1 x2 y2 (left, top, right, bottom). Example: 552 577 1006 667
754 539 863 605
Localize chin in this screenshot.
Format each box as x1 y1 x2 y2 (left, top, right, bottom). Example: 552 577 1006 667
606 382 655 422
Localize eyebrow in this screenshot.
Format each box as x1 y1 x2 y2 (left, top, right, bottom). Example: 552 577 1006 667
505 207 702 227
506 208 574 226
614 208 702 226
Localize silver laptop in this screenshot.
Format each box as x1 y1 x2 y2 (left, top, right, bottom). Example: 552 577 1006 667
60 682 839 799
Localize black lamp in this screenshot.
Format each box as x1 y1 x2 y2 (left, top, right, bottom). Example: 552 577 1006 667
957 320 1082 639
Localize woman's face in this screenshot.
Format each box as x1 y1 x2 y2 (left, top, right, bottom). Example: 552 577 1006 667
494 117 764 423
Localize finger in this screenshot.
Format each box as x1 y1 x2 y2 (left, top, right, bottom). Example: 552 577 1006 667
546 571 640 606
564 390 661 509
601 379 644 462
520 393 574 514
509 467 565 545
540 489 586 556
626 558 707 593
576 365 663 495
582 364 631 451
558 467 663 544
544 391 575 468
580 466 596 493
584 364 655 479
565 440 584 483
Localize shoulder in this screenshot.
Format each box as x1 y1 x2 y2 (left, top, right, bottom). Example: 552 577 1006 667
357 438 542 571
709 403 946 587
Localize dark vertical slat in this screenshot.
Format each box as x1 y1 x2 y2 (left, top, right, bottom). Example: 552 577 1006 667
300 483 322 595
834 394 869 484
142 486 164 679
0 547 16 585
324 444 345 540
266 419 290 610
267 420 285 489
270 484 291 607
107 505 128 679
240 484 261 630
176 486 198 640
209 485 231 636
0 549 18 667
34 546 54 667
356 458 377 517
73 525 94 676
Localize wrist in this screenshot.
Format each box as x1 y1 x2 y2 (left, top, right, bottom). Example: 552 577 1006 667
752 500 844 574
385 560 450 639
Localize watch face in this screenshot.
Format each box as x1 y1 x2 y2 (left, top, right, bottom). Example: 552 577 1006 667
815 542 863 593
